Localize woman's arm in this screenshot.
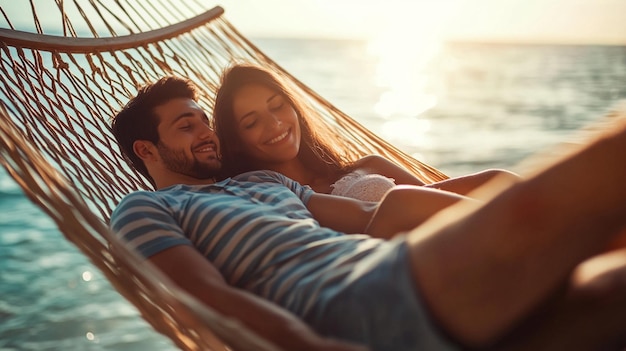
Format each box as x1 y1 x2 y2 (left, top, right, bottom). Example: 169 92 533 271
305 193 378 234
305 185 477 240
147 245 366 351
366 185 478 239
354 155 520 196
425 169 520 195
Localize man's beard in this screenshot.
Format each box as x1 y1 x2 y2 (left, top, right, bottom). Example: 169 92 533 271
157 142 221 180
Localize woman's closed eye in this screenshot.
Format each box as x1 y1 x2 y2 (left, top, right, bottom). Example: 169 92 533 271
268 101 284 111
243 119 257 129
268 95 286 111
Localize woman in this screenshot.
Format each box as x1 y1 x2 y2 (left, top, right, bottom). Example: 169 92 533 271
213 63 518 203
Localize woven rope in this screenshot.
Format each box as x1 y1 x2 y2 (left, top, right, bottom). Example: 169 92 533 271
0 1 448 349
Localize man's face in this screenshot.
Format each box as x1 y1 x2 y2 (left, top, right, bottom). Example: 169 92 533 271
154 98 221 179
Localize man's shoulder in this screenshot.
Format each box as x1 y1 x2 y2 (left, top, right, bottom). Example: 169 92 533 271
112 190 164 216
233 170 287 183
232 171 315 200
118 189 160 202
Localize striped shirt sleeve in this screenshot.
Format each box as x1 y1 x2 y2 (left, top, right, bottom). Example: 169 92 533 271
110 191 192 258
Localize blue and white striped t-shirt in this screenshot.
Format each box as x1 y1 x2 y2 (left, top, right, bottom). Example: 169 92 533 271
110 170 385 317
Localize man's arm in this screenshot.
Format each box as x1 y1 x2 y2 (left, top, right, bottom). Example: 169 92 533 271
148 244 365 351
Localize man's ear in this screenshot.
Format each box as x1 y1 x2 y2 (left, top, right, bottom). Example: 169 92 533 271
133 140 158 162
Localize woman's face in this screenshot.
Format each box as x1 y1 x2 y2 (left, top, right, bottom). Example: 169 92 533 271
231 83 301 166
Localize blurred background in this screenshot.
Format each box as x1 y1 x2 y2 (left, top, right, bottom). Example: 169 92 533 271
1 0 625 349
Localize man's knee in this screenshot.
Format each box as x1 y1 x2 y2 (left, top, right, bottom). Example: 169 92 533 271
478 169 520 184
571 248 626 299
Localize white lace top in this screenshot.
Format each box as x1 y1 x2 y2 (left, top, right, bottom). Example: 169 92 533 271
330 172 396 202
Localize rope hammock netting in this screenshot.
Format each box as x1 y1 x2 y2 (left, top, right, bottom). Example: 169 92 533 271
0 1 448 349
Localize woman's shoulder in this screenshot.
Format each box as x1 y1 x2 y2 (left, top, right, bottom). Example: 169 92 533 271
351 155 396 172
349 154 426 187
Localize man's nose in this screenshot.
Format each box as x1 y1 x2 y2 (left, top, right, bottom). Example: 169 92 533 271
199 124 216 140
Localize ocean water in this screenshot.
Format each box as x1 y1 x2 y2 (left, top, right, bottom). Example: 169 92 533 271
1 39 625 350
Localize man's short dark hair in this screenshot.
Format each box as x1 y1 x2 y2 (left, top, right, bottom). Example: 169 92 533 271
111 76 198 186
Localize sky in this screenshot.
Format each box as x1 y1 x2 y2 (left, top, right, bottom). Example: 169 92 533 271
1 0 625 45
216 0 626 45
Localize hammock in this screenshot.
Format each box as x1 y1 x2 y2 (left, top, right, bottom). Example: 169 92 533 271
0 1 448 350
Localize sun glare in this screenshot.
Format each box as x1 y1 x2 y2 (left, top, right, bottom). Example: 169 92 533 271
365 1 455 144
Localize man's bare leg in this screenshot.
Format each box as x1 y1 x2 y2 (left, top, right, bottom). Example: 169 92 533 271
492 247 626 351
403 119 626 347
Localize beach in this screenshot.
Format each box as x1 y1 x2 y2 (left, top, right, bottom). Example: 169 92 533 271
1 38 625 350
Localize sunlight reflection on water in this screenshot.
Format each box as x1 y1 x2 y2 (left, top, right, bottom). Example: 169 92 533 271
367 17 442 120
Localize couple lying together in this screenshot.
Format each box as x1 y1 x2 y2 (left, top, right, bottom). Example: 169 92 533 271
110 63 626 350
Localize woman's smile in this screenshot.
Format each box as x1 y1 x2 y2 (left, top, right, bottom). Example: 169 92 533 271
266 129 291 145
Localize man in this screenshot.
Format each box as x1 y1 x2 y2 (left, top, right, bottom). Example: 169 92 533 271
110 76 626 351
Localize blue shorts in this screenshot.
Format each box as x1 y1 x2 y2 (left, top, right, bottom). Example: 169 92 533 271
304 237 460 351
